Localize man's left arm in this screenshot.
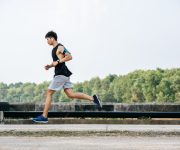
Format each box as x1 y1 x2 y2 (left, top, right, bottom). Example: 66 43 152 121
57 46 72 63
52 46 72 67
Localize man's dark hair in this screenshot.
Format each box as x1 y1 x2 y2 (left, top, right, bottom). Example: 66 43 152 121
45 31 58 41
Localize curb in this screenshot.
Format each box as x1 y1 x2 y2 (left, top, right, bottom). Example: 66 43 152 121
0 124 179 137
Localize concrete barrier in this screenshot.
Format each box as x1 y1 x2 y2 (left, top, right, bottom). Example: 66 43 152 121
0 102 9 111
5 103 180 112
0 111 4 124
114 103 180 112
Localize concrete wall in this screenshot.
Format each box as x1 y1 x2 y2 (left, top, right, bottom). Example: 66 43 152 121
0 102 179 112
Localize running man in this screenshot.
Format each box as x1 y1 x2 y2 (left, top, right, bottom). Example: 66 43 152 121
33 31 102 123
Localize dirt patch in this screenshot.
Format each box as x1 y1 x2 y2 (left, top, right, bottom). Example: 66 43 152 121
0 130 179 137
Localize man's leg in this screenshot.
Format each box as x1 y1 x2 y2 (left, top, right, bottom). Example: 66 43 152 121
33 76 65 123
64 88 102 110
42 89 55 118
64 88 93 101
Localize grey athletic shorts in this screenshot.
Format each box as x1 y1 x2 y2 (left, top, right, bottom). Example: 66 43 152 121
48 75 73 91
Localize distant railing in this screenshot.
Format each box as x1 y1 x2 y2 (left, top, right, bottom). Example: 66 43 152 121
2 111 180 119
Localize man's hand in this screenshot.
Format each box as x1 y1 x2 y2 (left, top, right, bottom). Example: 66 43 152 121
44 64 53 70
44 61 59 70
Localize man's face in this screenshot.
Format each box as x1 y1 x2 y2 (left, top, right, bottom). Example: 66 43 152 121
46 37 53 45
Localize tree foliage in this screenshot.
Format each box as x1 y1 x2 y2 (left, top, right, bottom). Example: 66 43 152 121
0 68 180 103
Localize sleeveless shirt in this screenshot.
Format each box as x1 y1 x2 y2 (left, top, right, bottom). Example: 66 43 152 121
51 43 72 77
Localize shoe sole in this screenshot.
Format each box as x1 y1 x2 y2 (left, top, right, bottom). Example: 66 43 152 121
32 120 48 124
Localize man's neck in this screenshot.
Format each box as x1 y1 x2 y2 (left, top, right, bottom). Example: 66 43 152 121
52 41 59 48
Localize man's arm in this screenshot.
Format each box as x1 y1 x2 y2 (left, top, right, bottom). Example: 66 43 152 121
44 63 53 70
45 46 72 70
56 46 72 63
44 58 59 70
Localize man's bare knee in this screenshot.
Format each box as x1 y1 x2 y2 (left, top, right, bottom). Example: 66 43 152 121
47 89 55 96
66 92 76 99
67 94 75 99
64 89 77 99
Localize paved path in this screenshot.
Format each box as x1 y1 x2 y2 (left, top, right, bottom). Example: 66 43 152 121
0 125 179 149
0 124 180 132
0 124 179 136
0 136 179 150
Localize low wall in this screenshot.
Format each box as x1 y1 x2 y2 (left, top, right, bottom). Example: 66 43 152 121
0 102 180 112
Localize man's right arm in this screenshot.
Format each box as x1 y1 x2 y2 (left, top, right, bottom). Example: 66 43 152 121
44 64 53 70
45 61 59 70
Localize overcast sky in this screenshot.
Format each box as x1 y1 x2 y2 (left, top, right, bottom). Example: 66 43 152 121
0 0 180 84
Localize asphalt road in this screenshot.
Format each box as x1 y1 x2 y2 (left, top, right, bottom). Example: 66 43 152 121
0 136 179 150
0 124 179 150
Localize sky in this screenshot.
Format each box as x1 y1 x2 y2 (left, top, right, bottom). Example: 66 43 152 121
0 0 180 84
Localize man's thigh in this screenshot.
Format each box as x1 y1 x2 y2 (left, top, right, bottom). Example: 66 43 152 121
48 75 68 91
